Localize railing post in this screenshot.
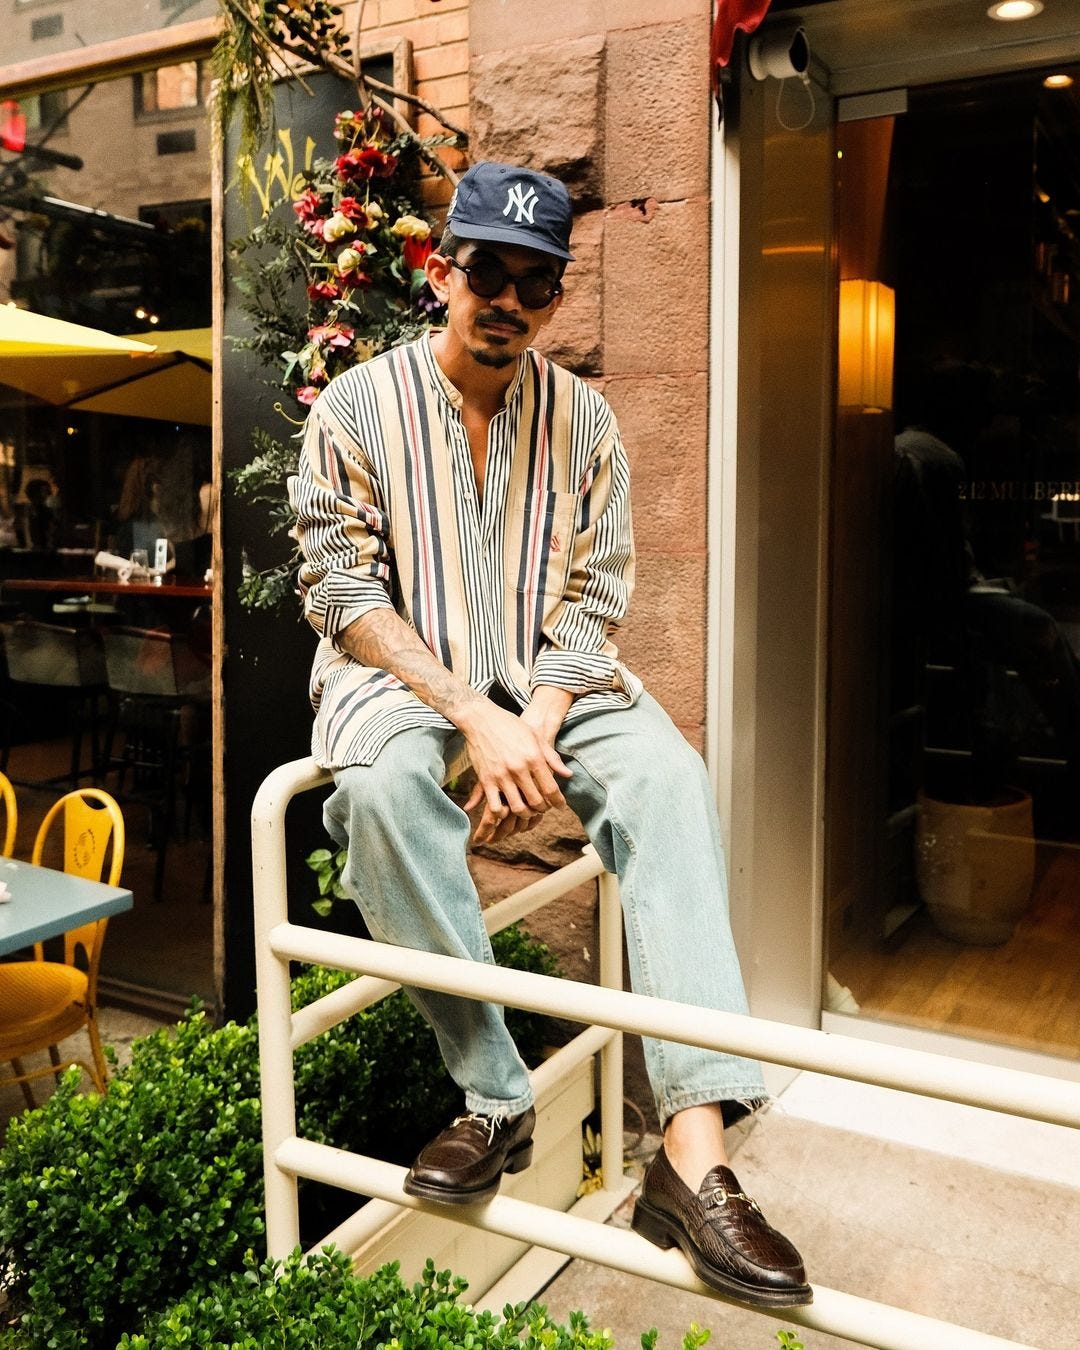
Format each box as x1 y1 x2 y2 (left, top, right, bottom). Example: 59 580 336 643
597 863 625 1192
251 759 325 1257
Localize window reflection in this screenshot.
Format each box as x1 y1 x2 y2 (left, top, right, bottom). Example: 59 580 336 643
828 64 1080 1062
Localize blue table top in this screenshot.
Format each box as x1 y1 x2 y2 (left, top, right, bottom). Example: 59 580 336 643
0 857 133 956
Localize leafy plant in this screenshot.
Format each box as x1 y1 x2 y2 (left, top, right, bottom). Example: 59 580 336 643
305 842 349 915
0 1013 265 1350
0 930 562 1346
227 104 453 609
214 1 467 611
120 1250 707 1349
776 1334 805 1349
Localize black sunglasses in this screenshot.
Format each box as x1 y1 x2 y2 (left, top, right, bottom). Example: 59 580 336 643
447 256 562 310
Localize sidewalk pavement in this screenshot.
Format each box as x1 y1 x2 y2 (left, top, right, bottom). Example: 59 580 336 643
539 1073 1080 1349
4 1010 1077 1349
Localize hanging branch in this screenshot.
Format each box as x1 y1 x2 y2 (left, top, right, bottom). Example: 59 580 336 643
213 0 467 176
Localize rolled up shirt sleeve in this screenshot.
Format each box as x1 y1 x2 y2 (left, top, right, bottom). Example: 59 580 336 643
530 412 635 694
288 394 396 643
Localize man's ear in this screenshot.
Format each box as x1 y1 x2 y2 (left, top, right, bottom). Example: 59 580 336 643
426 250 452 304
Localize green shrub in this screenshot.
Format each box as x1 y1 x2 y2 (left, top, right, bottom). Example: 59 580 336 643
118 1250 653 1349
0 926 562 1348
0 1014 264 1350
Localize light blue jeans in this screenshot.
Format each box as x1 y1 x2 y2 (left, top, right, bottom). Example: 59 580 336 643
323 692 766 1126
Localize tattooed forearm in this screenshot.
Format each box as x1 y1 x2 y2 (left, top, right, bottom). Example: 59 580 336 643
338 609 486 726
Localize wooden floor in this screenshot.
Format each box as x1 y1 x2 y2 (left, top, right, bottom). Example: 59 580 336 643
832 841 1080 1061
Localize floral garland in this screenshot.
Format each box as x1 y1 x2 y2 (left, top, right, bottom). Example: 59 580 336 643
284 107 445 408
229 105 454 609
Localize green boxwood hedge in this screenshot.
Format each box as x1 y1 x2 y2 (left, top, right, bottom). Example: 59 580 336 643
0 927 560 1349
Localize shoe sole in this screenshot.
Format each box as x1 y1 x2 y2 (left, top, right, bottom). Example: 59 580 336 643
402 1137 534 1206
631 1194 814 1308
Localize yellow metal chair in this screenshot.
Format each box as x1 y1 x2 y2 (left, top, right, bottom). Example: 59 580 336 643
0 788 125 1106
0 768 16 857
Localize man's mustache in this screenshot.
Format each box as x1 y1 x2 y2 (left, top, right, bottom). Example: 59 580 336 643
477 309 529 334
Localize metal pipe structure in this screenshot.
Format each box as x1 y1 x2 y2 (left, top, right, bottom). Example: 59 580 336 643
273 1142 1038 1350
252 755 1077 1350
270 924 1080 1131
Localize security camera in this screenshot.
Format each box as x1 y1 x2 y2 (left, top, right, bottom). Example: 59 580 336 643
747 22 811 83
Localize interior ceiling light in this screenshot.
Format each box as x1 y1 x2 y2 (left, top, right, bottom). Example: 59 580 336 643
1043 73 1074 88
987 1 1043 19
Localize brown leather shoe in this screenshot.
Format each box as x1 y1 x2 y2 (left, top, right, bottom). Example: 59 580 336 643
632 1147 812 1307
403 1107 536 1205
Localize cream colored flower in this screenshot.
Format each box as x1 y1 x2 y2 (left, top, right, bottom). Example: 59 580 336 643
336 246 365 273
323 212 355 243
390 214 431 240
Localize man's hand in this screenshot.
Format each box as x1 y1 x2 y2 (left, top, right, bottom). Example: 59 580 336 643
338 611 576 845
460 697 572 844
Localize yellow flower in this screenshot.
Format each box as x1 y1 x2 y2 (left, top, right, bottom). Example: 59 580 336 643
390 214 431 241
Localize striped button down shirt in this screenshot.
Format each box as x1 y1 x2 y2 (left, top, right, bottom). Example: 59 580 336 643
289 333 642 768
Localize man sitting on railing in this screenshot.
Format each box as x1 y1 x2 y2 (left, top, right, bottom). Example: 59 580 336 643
288 161 812 1310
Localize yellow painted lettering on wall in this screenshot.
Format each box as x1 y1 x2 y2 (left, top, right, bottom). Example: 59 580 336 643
239 129 319 218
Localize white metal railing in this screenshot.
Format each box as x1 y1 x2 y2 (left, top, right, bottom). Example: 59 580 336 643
252 756 1079 1350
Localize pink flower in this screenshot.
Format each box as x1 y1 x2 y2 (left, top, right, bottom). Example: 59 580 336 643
292 188 330 236
307 323 355 349
296 386 320 405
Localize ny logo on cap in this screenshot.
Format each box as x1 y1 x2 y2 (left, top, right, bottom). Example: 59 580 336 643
503 182 539 225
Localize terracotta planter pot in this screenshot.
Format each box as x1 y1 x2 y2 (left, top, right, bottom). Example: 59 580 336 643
915 788 1035 944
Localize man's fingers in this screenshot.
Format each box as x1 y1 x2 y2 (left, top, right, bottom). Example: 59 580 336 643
544 744 573 779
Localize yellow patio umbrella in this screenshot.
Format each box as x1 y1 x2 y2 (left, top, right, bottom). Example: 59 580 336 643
0 304 157 357
0 315 212 425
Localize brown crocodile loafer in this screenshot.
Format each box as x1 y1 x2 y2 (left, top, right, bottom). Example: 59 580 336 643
403 1106 536 1205
632 1146 812 1308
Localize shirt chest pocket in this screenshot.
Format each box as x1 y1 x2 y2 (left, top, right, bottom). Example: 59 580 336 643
510 489 580 601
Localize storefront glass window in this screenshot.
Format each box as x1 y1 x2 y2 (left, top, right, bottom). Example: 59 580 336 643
827 65 1080 1063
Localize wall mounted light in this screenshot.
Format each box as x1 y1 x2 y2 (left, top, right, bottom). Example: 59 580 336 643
987 1 1043 19
838 279 895 412
1043 73 1074 88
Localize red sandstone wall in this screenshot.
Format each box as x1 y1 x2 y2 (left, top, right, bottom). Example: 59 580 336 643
469 0 713 749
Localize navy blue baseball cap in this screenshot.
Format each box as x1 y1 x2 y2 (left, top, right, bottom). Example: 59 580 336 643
445 161 575 262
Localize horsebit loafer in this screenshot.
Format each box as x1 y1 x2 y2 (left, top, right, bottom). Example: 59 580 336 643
403 1106 536 1205
632 1147 812 1308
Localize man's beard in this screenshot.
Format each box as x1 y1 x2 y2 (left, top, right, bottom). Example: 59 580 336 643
467 308 528 368
469 345 517 369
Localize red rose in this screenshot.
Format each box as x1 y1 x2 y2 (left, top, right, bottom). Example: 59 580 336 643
337 196 372 225
296 386 321 405
335 146 398 182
